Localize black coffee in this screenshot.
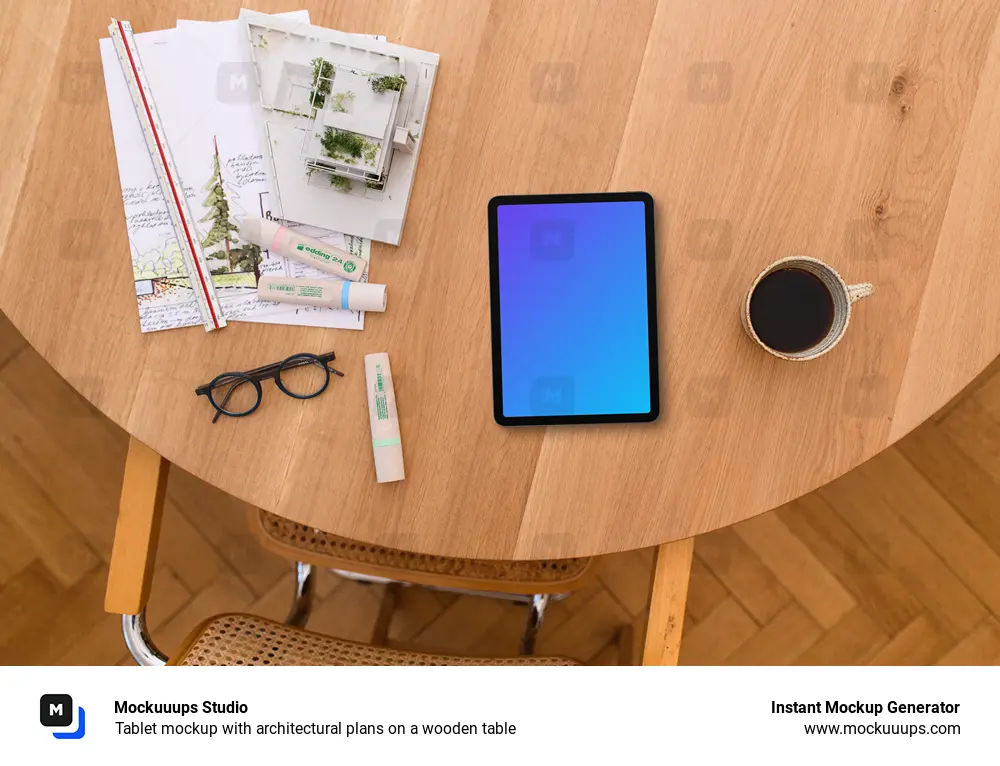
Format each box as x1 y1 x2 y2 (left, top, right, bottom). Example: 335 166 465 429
749 267 834 353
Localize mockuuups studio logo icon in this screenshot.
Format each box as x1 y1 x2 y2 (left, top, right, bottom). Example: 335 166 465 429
40 694 86 740
343 260 357 273
216 62 255 103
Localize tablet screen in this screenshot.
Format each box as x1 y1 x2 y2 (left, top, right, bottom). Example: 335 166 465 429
489 193 658 424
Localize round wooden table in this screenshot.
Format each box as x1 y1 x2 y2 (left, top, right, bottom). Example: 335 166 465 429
3 2 1000 560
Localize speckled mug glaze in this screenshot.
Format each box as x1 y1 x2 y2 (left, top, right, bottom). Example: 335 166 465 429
742 256 874 361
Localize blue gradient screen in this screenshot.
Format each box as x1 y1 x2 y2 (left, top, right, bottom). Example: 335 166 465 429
495 200 652 418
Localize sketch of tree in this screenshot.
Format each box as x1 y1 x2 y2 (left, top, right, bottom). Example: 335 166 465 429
200 136 239 270
234 242 262 283
200 136 262 284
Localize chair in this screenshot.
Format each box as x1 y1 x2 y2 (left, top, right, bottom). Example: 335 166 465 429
170 613 573 666
248 507 595 654
105 437 692 666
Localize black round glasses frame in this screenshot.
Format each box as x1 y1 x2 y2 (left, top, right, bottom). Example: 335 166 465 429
195 352 345 423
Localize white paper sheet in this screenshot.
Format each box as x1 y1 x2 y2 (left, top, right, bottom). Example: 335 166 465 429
241 12 440 245
99 12 376 332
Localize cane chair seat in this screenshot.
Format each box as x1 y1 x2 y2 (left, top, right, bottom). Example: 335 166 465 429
252 509 595 594
171 614 577 666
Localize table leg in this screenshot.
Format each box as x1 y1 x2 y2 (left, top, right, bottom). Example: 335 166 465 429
641 539 695 665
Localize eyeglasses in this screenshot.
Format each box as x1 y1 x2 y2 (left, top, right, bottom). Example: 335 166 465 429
196 352 345 423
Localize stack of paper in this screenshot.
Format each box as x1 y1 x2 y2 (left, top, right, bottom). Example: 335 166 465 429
99 11 400 333
240 11 439 246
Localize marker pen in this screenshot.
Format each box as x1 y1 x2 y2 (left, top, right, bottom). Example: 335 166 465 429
364 353 404 483
258 276 387 312
241 216 367 282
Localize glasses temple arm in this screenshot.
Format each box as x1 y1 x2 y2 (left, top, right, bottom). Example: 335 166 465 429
211 382 244 424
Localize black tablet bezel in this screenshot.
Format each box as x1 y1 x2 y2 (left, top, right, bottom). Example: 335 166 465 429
488 191 659 426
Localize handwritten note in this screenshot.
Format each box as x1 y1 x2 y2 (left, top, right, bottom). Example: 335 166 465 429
100 12 374 333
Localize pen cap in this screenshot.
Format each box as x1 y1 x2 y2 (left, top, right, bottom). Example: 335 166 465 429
243 216 367 282
374 434 405 483
240 216 281 249
365 353 404 483
340 282 387 312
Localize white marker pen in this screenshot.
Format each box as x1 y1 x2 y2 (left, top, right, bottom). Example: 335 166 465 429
258 276 387 312
241 216 367 282
365 353 404 483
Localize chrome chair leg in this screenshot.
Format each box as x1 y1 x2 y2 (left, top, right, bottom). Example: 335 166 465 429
371 582 402 647
332 569 569 604
332 569 570 653
519 594 549 655
123 611 167 666
286 562 316 628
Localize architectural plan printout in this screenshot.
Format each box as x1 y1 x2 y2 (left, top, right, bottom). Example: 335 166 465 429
99 11 377 333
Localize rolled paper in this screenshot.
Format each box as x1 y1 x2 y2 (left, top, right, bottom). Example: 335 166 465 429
241 216 367 282
364 352 404 483
257 275 387 312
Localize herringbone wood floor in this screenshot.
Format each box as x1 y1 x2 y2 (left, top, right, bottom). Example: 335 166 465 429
3 310 1000 665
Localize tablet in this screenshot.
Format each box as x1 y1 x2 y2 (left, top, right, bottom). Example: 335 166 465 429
488 192 659 426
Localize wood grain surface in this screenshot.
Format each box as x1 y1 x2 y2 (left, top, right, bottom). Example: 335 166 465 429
5 311 1000 664
3 0 1000 559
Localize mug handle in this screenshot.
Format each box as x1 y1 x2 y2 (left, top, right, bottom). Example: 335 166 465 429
847 282 874 303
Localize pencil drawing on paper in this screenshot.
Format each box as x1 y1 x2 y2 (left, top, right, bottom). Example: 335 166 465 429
131 137 262 305
201 136 262 286
100 16 373 333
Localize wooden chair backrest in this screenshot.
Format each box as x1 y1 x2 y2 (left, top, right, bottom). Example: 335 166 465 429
105 438 169 616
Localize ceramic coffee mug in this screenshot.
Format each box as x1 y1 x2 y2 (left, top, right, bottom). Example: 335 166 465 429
741 256 874 361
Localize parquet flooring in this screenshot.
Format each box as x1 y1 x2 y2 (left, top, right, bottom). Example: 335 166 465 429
3 310 1000 665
